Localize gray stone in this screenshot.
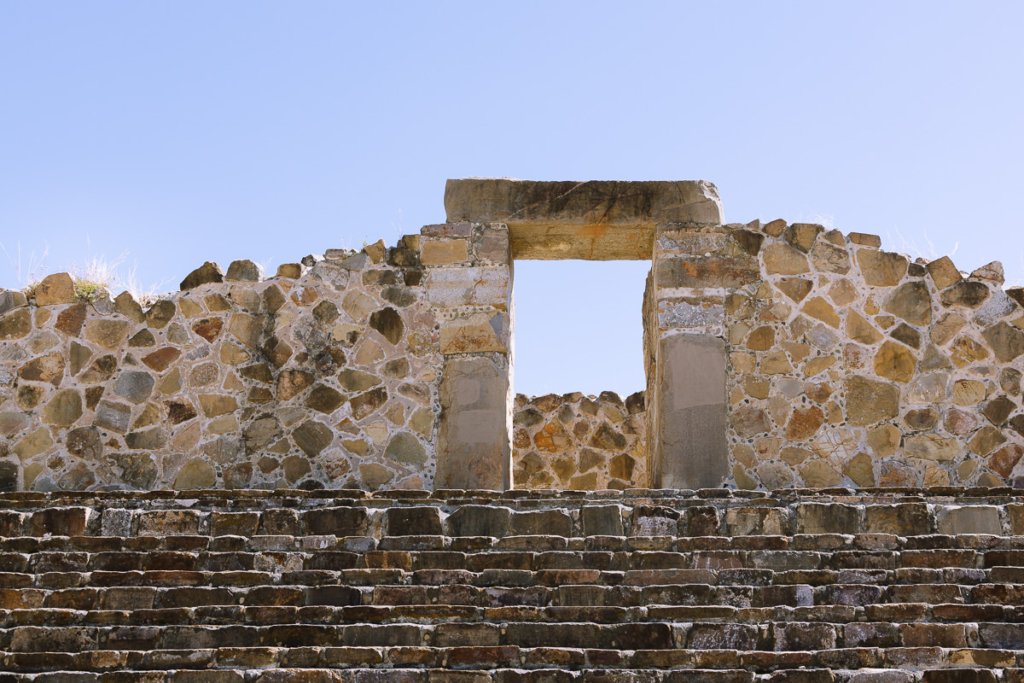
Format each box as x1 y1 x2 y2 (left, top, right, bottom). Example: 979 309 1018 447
113 371 155 404
653 333 727 489
384 432 427 466
94 401 132 434
436 355 511 490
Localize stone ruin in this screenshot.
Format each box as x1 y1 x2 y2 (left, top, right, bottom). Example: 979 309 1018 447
2 179 1023 494
0 180 1023 680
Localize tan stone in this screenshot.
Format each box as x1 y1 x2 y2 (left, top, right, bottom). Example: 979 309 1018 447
440 312 509 354
18 352 66 385
873 340 917 383
927 256 962 290
905 434 958 461
786 406 824 440
14 428 53 461
746 326 775 351
857 249 908 287
907 372 949 403
884 281 931 326
953 380 987 406
828 279 859 306
983 322 1024 363
799 459 842 487
421 238 469 266
846 376 900 425
846 311 882 345
732 406 771 438
0 308 31 340
809 240 851 273
804 356 837 377
744 377 771 400
844 452 876 487
763 243 810 275
802 297 839 328
933 313 966 346
363 239 386 263
941 281 990 308
776 278 813 303
969 426 1007 456
924 464 950 487
783 223 823 252
868 423 901 456
42 390 82 427
761 351 793 375
198 394 238 417
848 232 881 247
174 460 217 489
141 347 181 372
228 313 262 348
950 336 990 368
113 291 145 322
34 272 76 306
84 319 129 350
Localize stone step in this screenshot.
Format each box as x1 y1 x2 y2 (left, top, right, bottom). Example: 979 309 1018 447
0 646 1018 677
0 603 1023 628
2 621 1024 652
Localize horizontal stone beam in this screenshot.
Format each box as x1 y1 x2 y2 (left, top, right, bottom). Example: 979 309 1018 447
444 179 723 260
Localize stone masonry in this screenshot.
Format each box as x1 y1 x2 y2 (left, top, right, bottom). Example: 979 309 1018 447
2 179 1024 492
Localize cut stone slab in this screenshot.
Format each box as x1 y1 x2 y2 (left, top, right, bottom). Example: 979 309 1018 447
444 179 723 260
435 354 511 490
653 333 728 489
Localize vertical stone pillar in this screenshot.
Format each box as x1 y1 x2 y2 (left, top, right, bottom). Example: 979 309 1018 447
649 223 757 488
423 222 514 490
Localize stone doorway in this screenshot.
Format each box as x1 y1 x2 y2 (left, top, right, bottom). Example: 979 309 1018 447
434 179 728 491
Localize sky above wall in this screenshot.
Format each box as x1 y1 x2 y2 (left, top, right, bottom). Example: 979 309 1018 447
1 2 1022 397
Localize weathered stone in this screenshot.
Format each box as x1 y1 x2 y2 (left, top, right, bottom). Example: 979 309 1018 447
33 272 75 306
85 319 129 349
786 406 824 440
983 322 1024 362
784 223 823 252
846 311 882 345
927 256 962 289
277 370 314 401
291 420 332 457
94 401 132 434
109 452 157 488
125 427 166 450
905 434 958 461
809 239 851 273
903 407 939 431
890 323 921 348
192 318 224 342
145 300 177 328
350 387 388 419
884 281 931 326
983 396 1016 426
42 389 82 427
972 260 1004 283
166 400 197 424
55 303 87 336
421 238 470 266
384 432 427 466
180 261 224 290
113 371 155 404
19 352 65 385
225 259 262 281
969 426 1006 455
199 394 238 417
873 340 917 383
655 254 759 289
436 355 510 490
338 369 380 392
951 336 990 367
800 459 842 487
0 308 31 340
846 376 900 425
128 329 155 347
174 459 217 488
857 250 907 286
941 281 990 308
763 243 810 275
369 307 403 345
776 278 813 303
13 427 53 460
907 373 948 403
141 347 181 372
802 297 840 328
440 311 509 355
990 443 1024 478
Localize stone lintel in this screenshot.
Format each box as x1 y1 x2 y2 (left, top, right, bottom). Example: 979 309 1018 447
444 179 723 260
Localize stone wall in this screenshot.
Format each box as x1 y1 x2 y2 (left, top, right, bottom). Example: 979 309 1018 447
0 240 446 492
512 391 647 489
722 220 1024 489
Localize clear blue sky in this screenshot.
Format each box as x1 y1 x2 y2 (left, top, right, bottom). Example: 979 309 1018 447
2 2 1022 396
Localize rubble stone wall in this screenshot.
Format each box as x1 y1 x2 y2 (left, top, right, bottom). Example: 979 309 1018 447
0 238 446 492
512 391 647 489
720 220 1024 490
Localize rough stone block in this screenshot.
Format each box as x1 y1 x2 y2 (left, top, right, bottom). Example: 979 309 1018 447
447 505 512 537
384 507 443 536
935 505 1002 535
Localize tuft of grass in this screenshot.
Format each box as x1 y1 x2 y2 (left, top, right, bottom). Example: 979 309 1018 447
73 279 109 303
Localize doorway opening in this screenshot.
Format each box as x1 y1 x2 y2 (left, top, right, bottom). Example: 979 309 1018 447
511 260 651 489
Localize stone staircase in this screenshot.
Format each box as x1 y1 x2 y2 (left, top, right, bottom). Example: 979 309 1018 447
1 489 1024 681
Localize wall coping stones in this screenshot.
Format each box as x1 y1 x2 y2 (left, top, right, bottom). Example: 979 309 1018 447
443 179 723 260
